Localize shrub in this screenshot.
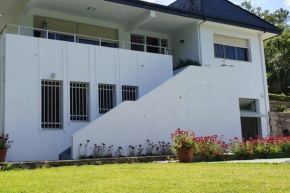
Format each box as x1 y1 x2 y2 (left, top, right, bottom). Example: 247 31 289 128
171 129 196 151
277 105 286 112
94 143 113 158
194 135 228 160
229 137 254 159
115 146 125 157
78 140 90 159
174 59 201 70
0 134 13 150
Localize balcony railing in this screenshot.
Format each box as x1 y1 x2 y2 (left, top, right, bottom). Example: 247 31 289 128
0 24 171 55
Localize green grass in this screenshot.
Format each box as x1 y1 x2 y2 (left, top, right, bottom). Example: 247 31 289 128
1 163 290 193
269 93 290 103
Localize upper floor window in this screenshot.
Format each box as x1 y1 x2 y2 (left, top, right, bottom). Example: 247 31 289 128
214 35 249 62
41 80 62 129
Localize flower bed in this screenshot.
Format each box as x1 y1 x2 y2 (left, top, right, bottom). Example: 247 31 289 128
77 129 290 162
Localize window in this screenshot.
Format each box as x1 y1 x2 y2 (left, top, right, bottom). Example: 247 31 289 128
161 39 168 54
237 47 249 61
122 86 138 102
98 84 116 114
213 34 249 61
214 44 249 61
224 45 236 60
214 44 224 58
70 82 90 121
41 80 62 129
131 34 145 52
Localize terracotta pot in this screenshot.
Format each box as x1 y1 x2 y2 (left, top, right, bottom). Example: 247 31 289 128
177 148 194 163
0 149 7 162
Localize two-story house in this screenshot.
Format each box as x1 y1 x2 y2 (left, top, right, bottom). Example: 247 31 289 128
0 0 280 161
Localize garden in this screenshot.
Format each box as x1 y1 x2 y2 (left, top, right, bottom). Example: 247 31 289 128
76 129 290 163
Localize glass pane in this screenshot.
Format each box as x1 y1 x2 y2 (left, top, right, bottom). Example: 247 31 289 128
237 47 249 61
214 44 224 58
224 45 236 60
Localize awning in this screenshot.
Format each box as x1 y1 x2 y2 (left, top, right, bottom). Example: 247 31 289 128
240 110 267 118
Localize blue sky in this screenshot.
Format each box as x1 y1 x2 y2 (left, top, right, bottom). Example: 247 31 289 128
143 0 290 12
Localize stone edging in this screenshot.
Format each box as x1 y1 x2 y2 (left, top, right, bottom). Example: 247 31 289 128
0 155 178 170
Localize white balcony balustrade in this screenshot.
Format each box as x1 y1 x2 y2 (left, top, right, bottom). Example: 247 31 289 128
0 24 171 55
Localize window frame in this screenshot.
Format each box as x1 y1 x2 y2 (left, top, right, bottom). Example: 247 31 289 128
122 85 139 102
70 82 90 122
98 84 116 115
213 43 250 62
41 80 63 130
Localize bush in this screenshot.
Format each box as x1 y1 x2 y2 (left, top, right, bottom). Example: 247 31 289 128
194 135 228 160
170 129 196 151
277 105 286 112
174 59 201 70
229 137 254 159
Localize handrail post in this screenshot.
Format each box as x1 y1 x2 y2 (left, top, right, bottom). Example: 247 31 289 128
74 34 77 43
122 41 125 49
18 26 21 35
99 38 102 46
46 30 48 39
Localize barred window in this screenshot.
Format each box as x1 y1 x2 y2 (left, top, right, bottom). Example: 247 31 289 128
41 80 62 129
122 86 138 102
70 82 89 121
98 84 116 114
131 34 145 52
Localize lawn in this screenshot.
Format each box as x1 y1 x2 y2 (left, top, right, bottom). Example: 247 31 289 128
0 163 290 193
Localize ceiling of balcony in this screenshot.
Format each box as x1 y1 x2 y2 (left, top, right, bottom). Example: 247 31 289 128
32 0 197 34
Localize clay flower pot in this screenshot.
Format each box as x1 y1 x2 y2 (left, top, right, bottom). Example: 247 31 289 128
0 149 7 162
177 147 194 163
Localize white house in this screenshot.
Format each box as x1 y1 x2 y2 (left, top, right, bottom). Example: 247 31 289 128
0 0 280 162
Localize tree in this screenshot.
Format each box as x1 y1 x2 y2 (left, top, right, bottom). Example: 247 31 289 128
240 1 290 93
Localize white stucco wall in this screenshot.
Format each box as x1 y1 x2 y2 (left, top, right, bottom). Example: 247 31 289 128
200 22 270 136
4 34 172 162
171 22 200 67
72 66 242 159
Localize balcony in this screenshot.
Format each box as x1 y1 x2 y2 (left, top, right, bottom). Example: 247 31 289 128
0 24 171 55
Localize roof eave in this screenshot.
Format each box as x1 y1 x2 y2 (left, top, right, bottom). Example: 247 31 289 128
104 0 281 35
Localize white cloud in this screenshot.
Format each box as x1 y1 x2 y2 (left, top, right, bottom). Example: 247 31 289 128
284 0 290 6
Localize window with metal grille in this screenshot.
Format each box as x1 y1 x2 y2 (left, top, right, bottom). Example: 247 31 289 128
122 86 138 102
41 80 62 129
131 34 145 52
98 84 116 114
70 82 90 121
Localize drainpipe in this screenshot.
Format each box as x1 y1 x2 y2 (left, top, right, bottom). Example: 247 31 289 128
259 28 271 136
198 16 206 65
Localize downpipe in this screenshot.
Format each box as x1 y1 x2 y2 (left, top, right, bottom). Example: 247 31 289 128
259 30 271 136
198 17 206 65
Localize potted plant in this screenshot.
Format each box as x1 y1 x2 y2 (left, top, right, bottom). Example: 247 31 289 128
0 134 13 162
171 129 196 163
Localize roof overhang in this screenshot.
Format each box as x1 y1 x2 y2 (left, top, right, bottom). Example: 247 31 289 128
105 0 281 36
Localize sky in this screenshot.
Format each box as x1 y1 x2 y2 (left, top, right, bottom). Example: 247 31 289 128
143 0 290 12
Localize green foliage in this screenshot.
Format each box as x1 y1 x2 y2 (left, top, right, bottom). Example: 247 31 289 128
170 129 196 150
269 93 290 102
277 105 286 112
174 59 201 70
240 1 290 93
